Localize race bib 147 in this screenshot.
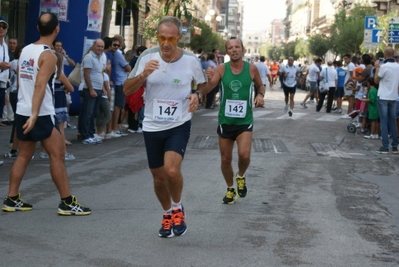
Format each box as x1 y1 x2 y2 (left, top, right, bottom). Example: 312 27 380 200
153 99 182 122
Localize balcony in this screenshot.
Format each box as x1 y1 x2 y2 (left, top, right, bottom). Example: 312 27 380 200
371 0 399 12
312 15 326 27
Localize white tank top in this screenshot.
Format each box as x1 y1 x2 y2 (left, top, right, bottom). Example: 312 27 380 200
17 44 56 116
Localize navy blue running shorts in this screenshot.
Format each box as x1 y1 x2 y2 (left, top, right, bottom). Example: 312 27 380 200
15 114 59 142
143 120 191 169
217 124 253 141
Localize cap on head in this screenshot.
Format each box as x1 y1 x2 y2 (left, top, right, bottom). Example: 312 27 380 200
0 16 8 26
353 66 364 78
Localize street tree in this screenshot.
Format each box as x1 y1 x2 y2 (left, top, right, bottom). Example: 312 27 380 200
189 20 225 52
102 0 194 48
307 34 330 60
268 45 283 60
330 4 376 56
282 41 297 59
259 43 273 58
295 39 309 59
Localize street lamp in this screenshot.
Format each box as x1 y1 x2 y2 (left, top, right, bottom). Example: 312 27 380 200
221 28 231 39
204 9 222 26
330 0 355 8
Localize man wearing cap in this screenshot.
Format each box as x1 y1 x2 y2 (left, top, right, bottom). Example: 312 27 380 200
0 16 11 127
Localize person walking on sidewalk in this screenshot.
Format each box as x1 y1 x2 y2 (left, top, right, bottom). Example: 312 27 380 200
300 58 321 108
317 60 337 113
254 56 271 103
204 37 265 205
2 12 90 215
123 16 207 238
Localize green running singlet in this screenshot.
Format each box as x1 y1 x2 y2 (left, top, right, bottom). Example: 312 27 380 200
218 61 254 126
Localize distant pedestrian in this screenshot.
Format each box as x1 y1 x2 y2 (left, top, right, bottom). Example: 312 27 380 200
341 54 356 118
363 74 379 140
317 61 337 113
0 16 11 127
280 56 300 116
333 60 346 114
79 39 105 144
270 59 279 88
300 58 322 108
254 56 271 102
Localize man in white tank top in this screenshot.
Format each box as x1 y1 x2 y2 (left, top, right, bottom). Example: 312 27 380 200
2 12 91 216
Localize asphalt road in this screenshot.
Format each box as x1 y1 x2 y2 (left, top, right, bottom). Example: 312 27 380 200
1 84 398 267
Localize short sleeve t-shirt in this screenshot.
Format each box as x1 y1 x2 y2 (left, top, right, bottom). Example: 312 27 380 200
307 64 319 82
82 51 105 90
336 67 346 88
378 61 399 100
281 65 300 87
254 62 269 85
129 47 207 132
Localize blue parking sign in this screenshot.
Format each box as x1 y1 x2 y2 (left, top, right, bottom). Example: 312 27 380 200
364 16 377 30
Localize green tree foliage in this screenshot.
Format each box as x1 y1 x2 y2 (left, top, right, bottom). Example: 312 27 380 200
158 0 194 21
307 34 330 60
295 39 309 59
330 4 376 56
189 20 225 53
259 43 274 58
282 41 297 59
268 45 284 60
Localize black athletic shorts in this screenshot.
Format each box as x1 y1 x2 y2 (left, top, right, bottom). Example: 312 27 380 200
15 114 59 142
217 124 253 141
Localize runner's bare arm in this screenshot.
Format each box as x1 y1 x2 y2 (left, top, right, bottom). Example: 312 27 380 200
123 59 159 96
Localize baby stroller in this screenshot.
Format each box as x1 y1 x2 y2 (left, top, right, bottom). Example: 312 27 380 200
346 110 362 133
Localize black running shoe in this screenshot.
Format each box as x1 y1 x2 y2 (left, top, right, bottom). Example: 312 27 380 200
57 196 91 216
172 206 187 236
222 188 238 204
159 214 174 238
2 193 33 212
236 176 248 198
288 110 293 117
375 147 389 154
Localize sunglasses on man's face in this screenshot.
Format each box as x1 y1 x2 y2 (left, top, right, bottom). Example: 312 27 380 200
156 34 180 44
0 25 7 30
113 44 120 47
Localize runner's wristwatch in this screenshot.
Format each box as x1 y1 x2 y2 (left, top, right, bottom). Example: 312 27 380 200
195 91 202 98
